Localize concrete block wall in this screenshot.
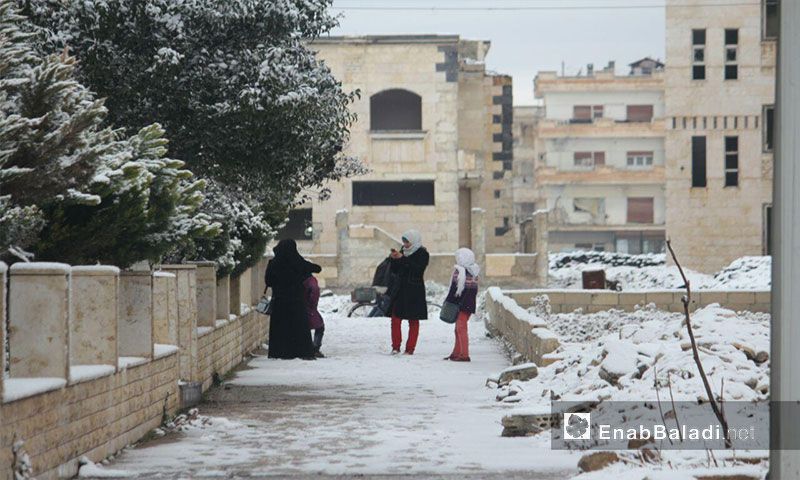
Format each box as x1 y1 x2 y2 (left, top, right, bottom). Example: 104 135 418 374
502 289 772 314
484 287 561 366
0 261 269 480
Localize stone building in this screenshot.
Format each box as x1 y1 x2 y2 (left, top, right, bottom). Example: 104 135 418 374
664 0 776 273
529 60 667 254
278 35 515 254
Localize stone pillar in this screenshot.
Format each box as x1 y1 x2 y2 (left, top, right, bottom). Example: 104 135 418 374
336 209 351 288
71 266 119 367
229 274 242 316
190 261 217 327
118 271 153 359
160 265 198 381
0 261 6 397
216 274 230 321
533 210 550 288
250 260 262 305
239 268 252 310
471 207 486 268
771 2 800 476
152 272 178 345
8 262 71 379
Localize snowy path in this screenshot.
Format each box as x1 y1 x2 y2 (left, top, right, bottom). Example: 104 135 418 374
100 309 579 478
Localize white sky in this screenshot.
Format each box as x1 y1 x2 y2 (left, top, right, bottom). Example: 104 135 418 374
328 0 666 105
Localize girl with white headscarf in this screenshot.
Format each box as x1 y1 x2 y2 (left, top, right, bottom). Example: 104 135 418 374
443 248 480 362
387 229 429 354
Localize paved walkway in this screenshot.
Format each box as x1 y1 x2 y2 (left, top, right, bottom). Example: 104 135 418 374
98 305 579 479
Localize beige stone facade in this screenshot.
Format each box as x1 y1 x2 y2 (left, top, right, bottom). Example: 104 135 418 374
530 62 667 254
664 0 775 273
282 35 513 254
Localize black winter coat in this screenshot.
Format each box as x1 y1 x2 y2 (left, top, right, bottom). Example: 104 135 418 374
389 247 429 320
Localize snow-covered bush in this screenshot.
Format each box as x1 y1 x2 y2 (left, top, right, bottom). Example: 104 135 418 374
166 179 273 278
0 1 213 265
20 0 367 211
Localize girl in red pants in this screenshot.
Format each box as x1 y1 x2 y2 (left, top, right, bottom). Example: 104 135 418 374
388 230 429 354
444 248 480 362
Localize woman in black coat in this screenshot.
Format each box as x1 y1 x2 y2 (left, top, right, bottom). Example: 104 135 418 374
264 239 321 359
388 229 429 355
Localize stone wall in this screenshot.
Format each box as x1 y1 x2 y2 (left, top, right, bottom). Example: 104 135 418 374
484 287 561 366
0 260 269 480
502 288 771 314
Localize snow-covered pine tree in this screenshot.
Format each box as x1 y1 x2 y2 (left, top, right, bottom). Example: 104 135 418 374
20 0 367 213
0 0 215 265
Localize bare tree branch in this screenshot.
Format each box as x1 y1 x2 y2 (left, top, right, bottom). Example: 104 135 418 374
666 239 731 448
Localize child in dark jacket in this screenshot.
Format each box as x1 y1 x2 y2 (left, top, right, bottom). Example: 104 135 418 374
302 272 325 358
443 248 479 362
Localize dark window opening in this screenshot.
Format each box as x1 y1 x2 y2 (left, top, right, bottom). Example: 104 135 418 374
494 190 501 199
764 105 774 152
692 136 707 187
725 136 739 187
725 28 739 45
764 0 779 40
764 204 773 255
627 197 655 224
275 209 312 241
692 29 706 45
725 65 738 80
352 181 434 206
370 89 422 131
693 65 706 80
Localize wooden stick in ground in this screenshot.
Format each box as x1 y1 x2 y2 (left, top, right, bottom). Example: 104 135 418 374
666 239 731 448
667 372 683 442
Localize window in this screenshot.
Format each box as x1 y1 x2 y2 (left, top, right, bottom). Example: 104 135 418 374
763 105 774 152
725 136 739 187
592 105 604 119
573 152 605 167
764 204 772 255
626 105 654 122
724 29 739 80
572 105 603 122
692 136 707 187
626 151 654 167
352 181 434 206
369 89 422 130
627 197 654 224
692 29 706 80
763 0 779 40
275 209 312 241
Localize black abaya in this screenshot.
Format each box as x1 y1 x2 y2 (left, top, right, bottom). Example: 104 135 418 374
264 239 321 359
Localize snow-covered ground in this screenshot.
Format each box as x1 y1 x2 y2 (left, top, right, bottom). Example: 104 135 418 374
90 292 582 478
549 252 771 291
475 294 771 478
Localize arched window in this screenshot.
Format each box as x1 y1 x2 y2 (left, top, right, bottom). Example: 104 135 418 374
370 89 422 131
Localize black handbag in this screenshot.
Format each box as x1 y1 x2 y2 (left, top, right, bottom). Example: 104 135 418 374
439 301 459 324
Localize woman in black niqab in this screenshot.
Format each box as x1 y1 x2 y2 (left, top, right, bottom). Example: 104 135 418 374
264 239 322 359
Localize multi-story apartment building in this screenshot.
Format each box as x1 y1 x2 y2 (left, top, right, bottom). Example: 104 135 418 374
532 59 667 254
277 35 515 254
664 0 776 273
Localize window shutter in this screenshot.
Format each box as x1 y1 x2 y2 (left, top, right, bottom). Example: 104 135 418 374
626 105 654 122
627 197 654 224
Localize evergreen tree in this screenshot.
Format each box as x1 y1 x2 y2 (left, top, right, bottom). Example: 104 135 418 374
20 0 366 209
0 0 215 265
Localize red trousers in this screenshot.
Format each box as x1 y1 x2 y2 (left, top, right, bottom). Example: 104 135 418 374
449 311 471 358
391 313 419 353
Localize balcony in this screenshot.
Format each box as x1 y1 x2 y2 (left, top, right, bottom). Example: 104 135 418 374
535 164 665 185
537 117 665 139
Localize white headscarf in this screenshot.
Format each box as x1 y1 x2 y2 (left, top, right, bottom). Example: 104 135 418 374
401 230 423 256
453 248 480 296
